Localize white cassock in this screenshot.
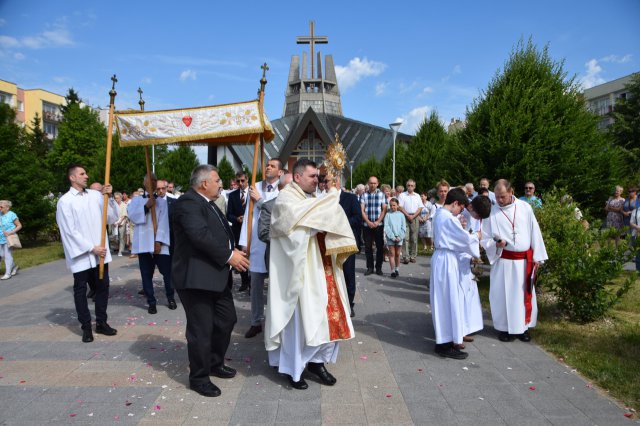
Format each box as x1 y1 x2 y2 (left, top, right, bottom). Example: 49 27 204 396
430 208 480 344
480 197 547 334
265 183 357 381
239 181 279 273
458 210 484 335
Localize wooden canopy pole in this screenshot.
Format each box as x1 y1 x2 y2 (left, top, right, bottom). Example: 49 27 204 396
138 88 157 236
99 75 117 279
245 63 269 254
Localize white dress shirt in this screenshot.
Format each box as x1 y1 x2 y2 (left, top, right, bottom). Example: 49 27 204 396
398 191 424 214
56 187 119 273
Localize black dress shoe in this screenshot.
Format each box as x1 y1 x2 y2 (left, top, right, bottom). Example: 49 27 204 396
238 283 250 292
517 330 531 342
82 327 94 343
190 381 221 397
210 365 237 379
375 269 383 276
307 362 337 386
435 343 468 360
350 306 355 318
87 289 96 299
138 289 145 295
288 375 308 390
364 268 373 276
244 325 262 338
498 331 514 342
167 299 177 310
95 322 118 336
148 305 157 314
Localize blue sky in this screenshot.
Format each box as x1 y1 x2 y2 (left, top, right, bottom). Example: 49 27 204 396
1 0 639 140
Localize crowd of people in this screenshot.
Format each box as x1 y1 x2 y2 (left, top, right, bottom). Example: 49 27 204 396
1 160 633 398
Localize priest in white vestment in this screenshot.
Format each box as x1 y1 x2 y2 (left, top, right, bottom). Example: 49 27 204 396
480 179 547 342
265 159 358 389
430 188 480 360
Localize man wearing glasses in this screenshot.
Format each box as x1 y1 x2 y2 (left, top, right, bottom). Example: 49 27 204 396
226 172 251 292
519 182 542 209
361 176 387 276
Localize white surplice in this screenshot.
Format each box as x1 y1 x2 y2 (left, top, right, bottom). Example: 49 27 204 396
265 183 357 381
430 208 480 344
56 187 119 273
127 194 170 255
239 181 279 273
480 197 548 334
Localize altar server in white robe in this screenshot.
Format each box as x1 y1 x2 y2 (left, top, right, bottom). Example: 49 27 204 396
265 159 357 390
458 195 493 340
239 158 283 339
480 179 547 343
430 188 480 360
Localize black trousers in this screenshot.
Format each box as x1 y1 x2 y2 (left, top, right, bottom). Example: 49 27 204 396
177 285 237 386
73 264 109 327
138 253 174 306
363 225 385 270
343 253 356 308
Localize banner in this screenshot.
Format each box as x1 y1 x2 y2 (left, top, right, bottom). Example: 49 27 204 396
115 100 274 146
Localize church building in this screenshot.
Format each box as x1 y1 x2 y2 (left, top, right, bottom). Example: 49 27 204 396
209 22 410 181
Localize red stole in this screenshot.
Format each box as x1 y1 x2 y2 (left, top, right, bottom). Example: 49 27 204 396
317 232 352 341
501 248 534 324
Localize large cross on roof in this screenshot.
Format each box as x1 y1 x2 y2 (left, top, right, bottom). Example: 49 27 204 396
296 21 328 79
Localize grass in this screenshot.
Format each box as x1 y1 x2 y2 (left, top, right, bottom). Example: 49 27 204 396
476 274 640 412
0 240 64 275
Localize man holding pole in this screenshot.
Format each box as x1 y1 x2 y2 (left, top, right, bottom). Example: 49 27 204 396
56 164 119 343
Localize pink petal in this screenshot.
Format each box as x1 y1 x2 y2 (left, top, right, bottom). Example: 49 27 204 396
359 355 368 361
69 413 77 417
529 386 536 391
154 405 161 411
148 322 156 326
19 380 26 384
624 413 633 418
114 415 120 420
385 394 392 398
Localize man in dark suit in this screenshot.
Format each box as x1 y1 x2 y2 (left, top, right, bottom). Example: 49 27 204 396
226 171 251 291
171 164 250 397
339 185 362 317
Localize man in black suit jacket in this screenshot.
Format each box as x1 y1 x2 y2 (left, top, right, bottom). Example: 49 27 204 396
226 171 251 291
172 165 250 397
339 187 362 317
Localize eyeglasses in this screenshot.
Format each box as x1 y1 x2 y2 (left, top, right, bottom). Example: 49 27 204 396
236 179 246 183
524 186 534 190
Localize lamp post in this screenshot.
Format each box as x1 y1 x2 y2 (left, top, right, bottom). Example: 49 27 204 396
349 160 355 190
389 120 403 189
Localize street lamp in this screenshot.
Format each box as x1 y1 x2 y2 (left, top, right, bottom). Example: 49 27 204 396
349 160 355 190
389 120 403 189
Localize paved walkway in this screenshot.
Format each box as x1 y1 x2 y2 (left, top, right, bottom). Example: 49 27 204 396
0 254 635 425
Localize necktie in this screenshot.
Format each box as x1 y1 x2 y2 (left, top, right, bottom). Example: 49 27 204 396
240 190 245 207
267 184 273 192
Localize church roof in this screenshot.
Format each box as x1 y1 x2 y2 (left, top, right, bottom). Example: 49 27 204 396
226 107 411 170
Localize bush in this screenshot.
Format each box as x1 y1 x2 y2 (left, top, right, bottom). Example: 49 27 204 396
536 188 637 322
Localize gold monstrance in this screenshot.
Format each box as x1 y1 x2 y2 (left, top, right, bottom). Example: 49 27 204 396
323 132 348 176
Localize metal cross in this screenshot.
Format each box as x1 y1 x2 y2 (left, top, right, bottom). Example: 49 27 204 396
296 20 328 79
137 87 145 111
261 62 269 78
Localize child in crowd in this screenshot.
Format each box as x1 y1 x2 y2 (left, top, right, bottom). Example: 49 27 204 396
384 198 406 278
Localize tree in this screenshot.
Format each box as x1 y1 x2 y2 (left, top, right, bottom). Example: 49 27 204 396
217 156 236 188
26 113 51 158
60 88 81 115
156 145 199 189
105 134 148 193
461 38 622 213
48 89 107 192
608 72 640 185
0 104 54 239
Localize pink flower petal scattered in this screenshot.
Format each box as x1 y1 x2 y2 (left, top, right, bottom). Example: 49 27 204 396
129 375 137 382
624 413 633 418
19 380 26 384
69 413 77 417
114 415 120 420
0 356 4 360
154 405 161 411
385 394 392 398
244 357 252 363
359 355 368 361
586 383 594 389
148 322 156 326
529 386 536 391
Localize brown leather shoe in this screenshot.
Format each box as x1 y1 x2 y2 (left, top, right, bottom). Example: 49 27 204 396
463 335 474 342
244 325 262 338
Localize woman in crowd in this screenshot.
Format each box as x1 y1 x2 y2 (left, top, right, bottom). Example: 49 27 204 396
0 200 22 280
384 198 406 278
418 192 433 252
622 187 638 233
605 185 625 247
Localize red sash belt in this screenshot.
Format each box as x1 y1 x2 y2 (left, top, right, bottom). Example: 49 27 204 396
501 248 534 324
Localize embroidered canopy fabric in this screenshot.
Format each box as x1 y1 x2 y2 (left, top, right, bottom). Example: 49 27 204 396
115 100 275 147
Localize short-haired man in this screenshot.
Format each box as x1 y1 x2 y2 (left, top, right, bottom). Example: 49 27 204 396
481 179 548 342
398 179 424 264
430 188 478 359
166 182 178 199
479 178 496 204
361 176 387 275
226 171 251 292
519 181 542 209
56 164 119 342
266 159 357 389
239 158 284 338
171 164 250 397
128 173 176 314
